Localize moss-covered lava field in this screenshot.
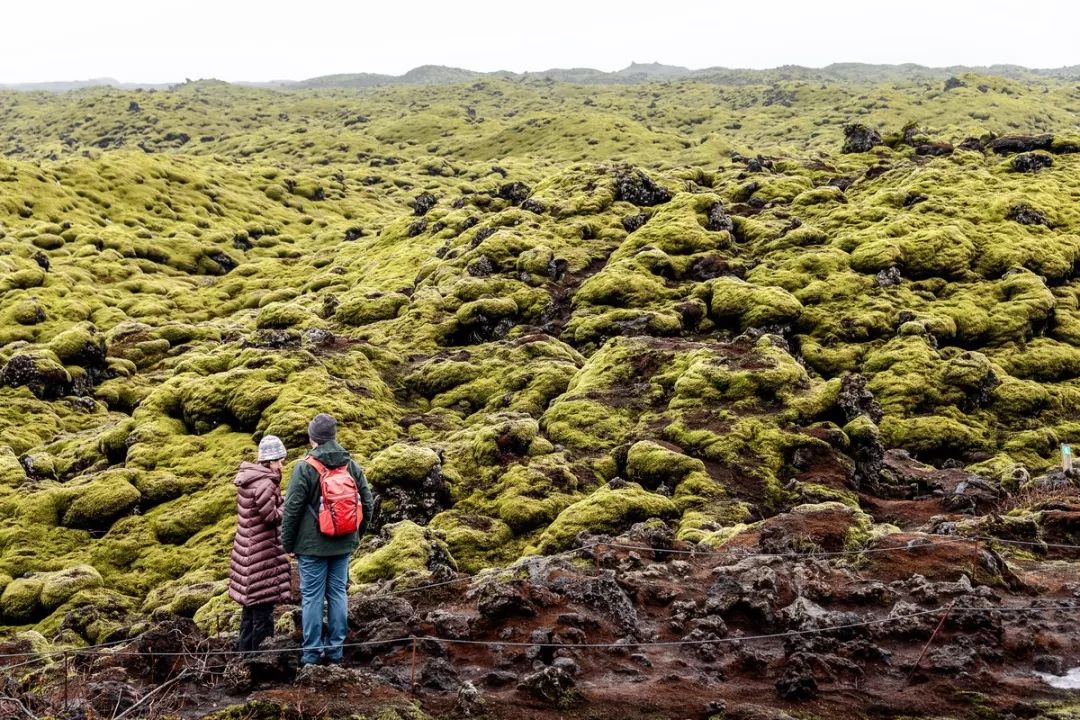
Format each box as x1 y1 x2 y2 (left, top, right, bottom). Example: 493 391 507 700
1 72 1079 718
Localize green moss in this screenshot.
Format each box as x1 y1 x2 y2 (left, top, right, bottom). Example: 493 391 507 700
851 225 974 279
350 520 457 584
62 472 141 530
429 510 515 572
150 482 233 544
36 587 136 644
531 483 678 553
4 74 1080 640
880 414 987 456
671 337 809 404
488 461 581 533
335 291 409 326
366 444 440 487
625 440 707 489
0 446 26 487
541 399 634 451
0 577 44 622
39 564 104 609
703 277 803 331
255 302 316 329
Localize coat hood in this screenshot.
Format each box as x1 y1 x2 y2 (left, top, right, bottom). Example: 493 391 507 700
309 439 352 469
235 461 281 488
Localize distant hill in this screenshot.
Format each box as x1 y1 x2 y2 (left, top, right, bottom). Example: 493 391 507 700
5 61 1080 92
0 77 173 91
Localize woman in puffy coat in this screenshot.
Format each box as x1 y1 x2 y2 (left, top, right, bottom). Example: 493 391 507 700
228 435 293 652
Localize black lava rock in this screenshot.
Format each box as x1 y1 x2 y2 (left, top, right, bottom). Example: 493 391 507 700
413 193 437 216
612 166 672 206
842 123 883 153
1012 152 1053 173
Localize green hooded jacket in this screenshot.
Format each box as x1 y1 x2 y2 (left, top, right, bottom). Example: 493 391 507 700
280 440 375 556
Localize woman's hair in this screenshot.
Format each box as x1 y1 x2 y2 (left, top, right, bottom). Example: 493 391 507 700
257 459 278 469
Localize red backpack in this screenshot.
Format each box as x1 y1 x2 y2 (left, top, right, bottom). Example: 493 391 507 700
304 457 362 536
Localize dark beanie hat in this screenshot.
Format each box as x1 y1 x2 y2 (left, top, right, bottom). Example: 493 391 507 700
308 413 337 444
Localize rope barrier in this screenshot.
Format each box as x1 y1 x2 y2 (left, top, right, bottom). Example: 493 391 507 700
0 533 1076 667
1 601 1066 661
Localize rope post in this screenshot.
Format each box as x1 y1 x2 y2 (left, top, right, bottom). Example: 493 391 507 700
970 538 980 580
905 599 955 685
409 637 418 694
594 542 603 570
63 650 69 711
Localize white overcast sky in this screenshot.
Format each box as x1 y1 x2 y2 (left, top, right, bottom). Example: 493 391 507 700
2 0 1077 83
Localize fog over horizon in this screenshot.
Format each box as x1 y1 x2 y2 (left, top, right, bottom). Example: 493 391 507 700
2 0 1077 84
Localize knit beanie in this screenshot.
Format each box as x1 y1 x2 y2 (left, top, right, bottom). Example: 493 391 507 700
257 435 287 462
308 413 337 444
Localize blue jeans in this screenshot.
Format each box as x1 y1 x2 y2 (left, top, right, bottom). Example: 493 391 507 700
297 554 350 664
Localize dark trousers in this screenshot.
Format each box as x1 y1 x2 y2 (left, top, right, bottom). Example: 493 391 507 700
238 603 275 652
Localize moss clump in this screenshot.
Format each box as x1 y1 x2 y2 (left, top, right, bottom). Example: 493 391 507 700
39 564 104 608
0 577 44 622
428 510 515 572
672 337 809 404
334 292 409 326
625 440 707 490
880 414 987 456
61 472 141 530
192 591 242 634
702 277 803 331
255 302 316 329
350 520 457 584
0 446 26 487
366 443 441 487
532 483 678 553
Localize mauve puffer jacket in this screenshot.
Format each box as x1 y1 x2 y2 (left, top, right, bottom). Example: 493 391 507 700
228 462 292 607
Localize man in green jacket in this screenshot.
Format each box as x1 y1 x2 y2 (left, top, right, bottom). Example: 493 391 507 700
281 413 374 666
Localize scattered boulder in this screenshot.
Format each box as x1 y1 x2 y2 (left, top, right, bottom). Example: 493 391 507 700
366 444 450 526
880 450 1001 511
498 182 532 205
40 564 104 608
413 193 437 216
875 266 902 287
988 135 1053 154
612 166 672 206
1 353 73 399
705 202 734 232
838 374 884 424
420 657 461 691
1011 152 1053 173
63 473 142 530
552 571 639 635
842 123 882 153
914 141 953 156
943 77 966 91
521 198 546 214
1006 204 1051 226
351 521 457 584
775 657 818 699
519 665 577 705
621 213 648 233
477 581 537 624
1034 654 1066 675
456 681 486 716
408 218 428 236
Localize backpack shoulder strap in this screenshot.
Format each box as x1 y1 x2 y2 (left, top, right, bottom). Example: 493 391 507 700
302 455 327 521
304 455 329 477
